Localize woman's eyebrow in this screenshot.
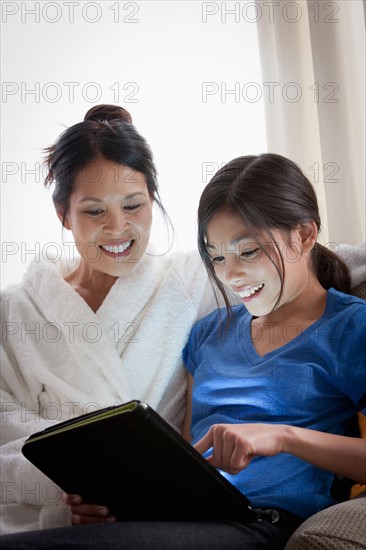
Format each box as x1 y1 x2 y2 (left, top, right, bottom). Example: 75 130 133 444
78 192 147 203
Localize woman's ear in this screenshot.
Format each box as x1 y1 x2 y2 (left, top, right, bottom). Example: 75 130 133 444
298 221 318 252
55 204 71 230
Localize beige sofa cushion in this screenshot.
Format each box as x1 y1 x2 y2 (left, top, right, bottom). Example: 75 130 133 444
284 495 366 549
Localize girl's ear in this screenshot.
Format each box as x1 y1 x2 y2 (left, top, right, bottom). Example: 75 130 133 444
298 221 318 252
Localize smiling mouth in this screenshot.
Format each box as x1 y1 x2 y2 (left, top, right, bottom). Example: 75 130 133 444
100 240 135 257
238 284 264 299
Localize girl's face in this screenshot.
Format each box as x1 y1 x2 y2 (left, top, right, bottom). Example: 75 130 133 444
59 157 153 278
206 210 308 317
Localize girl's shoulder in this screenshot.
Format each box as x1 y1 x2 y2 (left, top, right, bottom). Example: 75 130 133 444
325 288 366 340
189 303 248 340
328 287 366 310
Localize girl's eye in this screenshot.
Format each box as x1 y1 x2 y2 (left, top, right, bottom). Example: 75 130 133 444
241 248 259 259
211 256 225 265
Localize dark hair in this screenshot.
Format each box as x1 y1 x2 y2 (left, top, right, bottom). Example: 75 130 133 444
44 104 169 225
198 153 350 310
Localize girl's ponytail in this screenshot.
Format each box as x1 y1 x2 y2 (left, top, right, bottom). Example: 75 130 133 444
313 244 351 293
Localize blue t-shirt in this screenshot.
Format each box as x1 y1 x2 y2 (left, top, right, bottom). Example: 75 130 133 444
183 288 366 519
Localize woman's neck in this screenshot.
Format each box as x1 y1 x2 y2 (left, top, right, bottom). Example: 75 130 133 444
64 263 118 313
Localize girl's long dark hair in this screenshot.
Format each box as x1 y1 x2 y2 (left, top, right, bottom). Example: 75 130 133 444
198 153 350 310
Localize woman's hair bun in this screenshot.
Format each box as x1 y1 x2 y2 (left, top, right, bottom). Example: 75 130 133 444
84 104 132 124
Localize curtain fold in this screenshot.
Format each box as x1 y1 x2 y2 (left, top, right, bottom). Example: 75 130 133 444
256 0 365 246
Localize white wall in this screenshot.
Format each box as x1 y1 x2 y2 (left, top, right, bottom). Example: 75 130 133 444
1 1 267 289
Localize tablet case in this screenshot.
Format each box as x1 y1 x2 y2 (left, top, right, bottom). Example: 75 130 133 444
22 400 255 523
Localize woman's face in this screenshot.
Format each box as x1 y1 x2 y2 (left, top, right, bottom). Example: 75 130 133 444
206 210 308 317
59 157 153 277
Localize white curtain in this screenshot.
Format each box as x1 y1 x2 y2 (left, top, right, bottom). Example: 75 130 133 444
256 0 365 246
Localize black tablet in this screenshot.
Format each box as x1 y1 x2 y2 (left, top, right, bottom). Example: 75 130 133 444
22 400 255 523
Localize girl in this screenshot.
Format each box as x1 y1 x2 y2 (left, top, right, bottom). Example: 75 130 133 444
182 153 366 548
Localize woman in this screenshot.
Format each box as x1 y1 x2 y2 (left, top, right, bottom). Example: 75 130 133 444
0 105 218 534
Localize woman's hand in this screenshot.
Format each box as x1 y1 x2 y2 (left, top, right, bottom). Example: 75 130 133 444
194 423 288 474
61 493 116 525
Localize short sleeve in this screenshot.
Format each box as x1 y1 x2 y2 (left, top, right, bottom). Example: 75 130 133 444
182 325 198 377
181 309 221 376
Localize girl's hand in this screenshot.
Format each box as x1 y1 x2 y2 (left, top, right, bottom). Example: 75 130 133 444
61 493 116 525
194 423 288 474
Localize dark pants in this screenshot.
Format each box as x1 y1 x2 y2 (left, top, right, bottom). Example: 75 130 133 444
0 509 302 550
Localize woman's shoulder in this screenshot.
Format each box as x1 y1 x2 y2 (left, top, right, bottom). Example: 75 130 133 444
1 280 24 307
0 282 26 326
156 249 208 285
1 255 71 312
165 248 204 269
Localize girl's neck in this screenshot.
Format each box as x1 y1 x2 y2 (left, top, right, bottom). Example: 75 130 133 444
251 279 328 357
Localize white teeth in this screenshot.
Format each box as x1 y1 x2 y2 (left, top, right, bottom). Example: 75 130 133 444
101 241 132 253
238 284 264 298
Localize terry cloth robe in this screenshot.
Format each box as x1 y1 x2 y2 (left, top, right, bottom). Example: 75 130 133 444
0 249 218 535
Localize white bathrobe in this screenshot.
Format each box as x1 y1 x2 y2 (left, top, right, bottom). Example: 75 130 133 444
0 249 218 534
